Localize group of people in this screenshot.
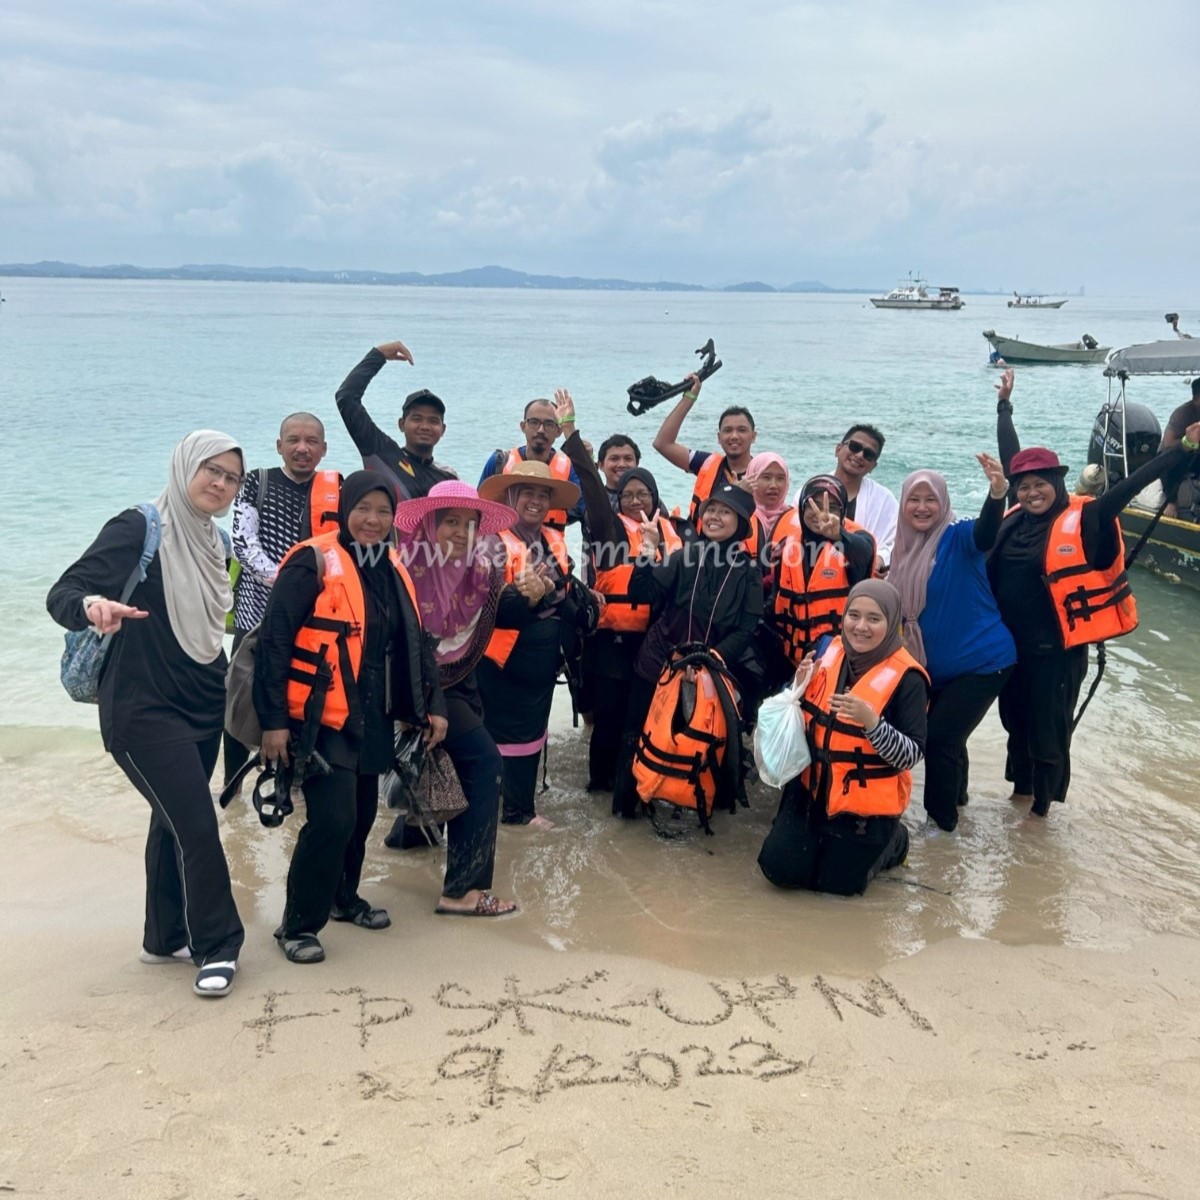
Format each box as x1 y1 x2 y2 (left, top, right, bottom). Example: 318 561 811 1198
48 339 1200 1002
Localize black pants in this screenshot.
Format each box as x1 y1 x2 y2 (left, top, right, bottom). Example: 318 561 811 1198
758 781 908 897
612 674 657 817
442 720 503 897
589 673 632 792
500 752 544 824
998 647 1088 816
282 766 379 937
923 666 1014 832
115 733 245 964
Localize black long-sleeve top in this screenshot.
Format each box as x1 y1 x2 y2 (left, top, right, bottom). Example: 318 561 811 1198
336 349 458 500
992 399 1195 654
630 541 764 683
253 546 446 773
47 508 228 752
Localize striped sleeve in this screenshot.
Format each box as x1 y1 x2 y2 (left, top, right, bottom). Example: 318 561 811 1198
866 718 923 771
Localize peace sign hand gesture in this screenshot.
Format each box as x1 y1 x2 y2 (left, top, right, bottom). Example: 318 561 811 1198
805 494 842 540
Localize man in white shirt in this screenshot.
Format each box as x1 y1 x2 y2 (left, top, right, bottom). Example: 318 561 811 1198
822 423 898 574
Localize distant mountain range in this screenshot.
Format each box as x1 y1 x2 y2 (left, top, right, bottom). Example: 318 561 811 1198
0 260 879 294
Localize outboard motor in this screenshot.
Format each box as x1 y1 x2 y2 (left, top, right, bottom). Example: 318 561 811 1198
1087 402 1160 483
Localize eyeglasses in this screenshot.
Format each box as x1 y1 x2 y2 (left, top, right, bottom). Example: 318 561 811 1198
621 490 654 505
200 461 245 488
844 438 879 463
523 418 560 432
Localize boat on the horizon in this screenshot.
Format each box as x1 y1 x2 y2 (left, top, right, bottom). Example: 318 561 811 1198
1087 338 1200 591
870 274 963 310
984 329 1108 365
1008 293 1068 309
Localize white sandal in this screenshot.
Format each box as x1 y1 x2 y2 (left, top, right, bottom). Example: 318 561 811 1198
140 945 193 965
193 960 237 997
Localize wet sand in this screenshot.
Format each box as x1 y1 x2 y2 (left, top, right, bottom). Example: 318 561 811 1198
2 691 1199 1199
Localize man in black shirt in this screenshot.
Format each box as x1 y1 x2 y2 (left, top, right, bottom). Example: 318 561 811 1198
335 339 458 499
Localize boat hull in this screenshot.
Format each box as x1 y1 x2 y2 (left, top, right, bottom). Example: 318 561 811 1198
1007 299 1067 309
871 298 963 310
984 333 1108 364
1121 506 1200 591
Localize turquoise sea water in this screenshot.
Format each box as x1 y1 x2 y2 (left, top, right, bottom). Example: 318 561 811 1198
1 277 1197 732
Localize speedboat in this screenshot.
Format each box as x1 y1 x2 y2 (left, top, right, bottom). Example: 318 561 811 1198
1008 293 1068 309
870 274 963 310
1086 339 1200 591
984 329 1108 364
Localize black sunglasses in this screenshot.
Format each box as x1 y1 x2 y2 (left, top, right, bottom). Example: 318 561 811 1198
844 438 879 463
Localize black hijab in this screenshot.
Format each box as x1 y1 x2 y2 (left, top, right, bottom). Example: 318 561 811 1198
338 469 398 568
616 466 661 517
798 474 849 545
1001 471 1070 559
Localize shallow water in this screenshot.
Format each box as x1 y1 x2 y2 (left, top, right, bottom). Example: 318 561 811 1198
2 278 1198 973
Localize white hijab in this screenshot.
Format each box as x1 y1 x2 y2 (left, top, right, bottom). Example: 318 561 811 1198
156 430 242 663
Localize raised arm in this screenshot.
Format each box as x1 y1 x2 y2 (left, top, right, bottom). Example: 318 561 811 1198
994 368 1021 474
335 341 412 460
973 453 1010 552
652 373 703 472
554 391 622 544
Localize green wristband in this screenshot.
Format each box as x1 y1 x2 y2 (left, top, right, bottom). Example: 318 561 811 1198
1183 435 1200 451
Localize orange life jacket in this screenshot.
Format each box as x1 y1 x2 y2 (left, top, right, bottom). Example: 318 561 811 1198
594 514 682 633
632 656 741 828
688 454 732 525
799 640 928 819
305 470 341 538
483 528 571 669
282 532 421 731
770 512 875 665
503 448 573 532
1043 496 1138 648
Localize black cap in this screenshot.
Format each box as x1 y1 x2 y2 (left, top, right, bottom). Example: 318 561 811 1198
700 482 756 540
402 388 446 417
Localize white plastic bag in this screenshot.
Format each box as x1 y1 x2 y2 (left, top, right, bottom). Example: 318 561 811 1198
752 682 811 789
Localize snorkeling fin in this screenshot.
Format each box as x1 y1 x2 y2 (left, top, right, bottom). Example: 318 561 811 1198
626 339 723 416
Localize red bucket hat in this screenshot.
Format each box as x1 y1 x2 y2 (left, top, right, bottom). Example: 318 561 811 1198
1007 447 1069 479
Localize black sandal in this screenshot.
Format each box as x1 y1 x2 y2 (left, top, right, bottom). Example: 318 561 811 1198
330 898 391 930
274 928 325 963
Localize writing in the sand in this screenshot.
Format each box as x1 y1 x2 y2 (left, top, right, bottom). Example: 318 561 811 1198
243 970 933 1107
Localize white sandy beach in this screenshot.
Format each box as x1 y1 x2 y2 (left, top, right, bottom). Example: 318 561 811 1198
2 693 1199 1200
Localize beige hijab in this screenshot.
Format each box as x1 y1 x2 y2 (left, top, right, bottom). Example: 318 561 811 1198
156 431 242 663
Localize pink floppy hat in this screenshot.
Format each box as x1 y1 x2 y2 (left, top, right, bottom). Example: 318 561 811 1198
393 480 517 536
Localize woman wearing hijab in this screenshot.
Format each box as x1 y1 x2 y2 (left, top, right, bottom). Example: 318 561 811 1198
610 481 765 819
991 369 1200 818
888 456 1016 832
48 431 246 998
553 393 682 793
254 471 447 963
476 460 583 828
391 482 519 916
744 452 792 540
763 474 876 683
757 580 929 896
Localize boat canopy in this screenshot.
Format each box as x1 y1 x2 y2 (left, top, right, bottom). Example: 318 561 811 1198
1104 339 1200 377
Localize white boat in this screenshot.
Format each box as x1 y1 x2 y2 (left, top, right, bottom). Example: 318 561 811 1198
1007 293 1068 309
983 329 1108 365
870 274 963 310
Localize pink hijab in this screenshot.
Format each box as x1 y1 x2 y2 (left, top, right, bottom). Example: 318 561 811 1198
398 512 495 664
889 470 955 666
744 452 791 532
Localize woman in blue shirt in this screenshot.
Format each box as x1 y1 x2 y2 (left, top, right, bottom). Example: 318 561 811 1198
888 454 1016 831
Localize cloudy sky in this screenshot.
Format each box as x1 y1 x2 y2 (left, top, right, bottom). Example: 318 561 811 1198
1 0 1195 292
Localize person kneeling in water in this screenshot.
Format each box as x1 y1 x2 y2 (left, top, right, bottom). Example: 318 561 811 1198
757 580 928 896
